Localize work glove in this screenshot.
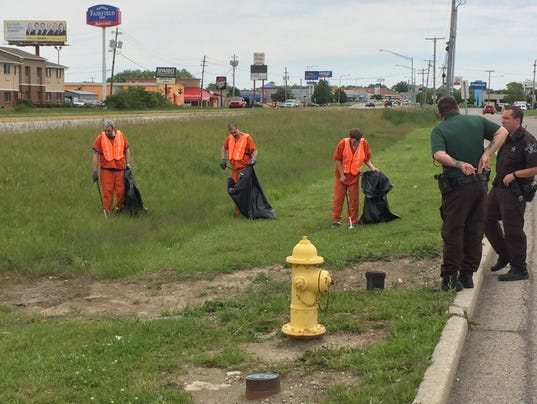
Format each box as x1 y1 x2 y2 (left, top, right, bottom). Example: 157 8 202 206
220 158 227 170
126 163 131 171
249 158 256 165
92 170 99 183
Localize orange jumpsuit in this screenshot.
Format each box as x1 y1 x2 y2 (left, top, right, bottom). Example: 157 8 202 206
222 133 257 215
331 137 372 225
92 131 129 212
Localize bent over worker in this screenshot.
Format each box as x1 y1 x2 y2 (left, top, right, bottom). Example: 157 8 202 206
331 128 378 228
92 120 131 214
220 123 258 215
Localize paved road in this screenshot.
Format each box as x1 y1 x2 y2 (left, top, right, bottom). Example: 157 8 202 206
449 110 537 403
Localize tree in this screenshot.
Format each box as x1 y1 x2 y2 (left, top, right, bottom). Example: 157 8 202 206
312 79 333 105
109 68 194 83
334 88 348 104
392 81 409 93
504 82 525 104
270 87 287 103
104 87 174 110
226 87 241 97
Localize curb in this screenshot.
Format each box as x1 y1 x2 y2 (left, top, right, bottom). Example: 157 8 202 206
413 239 496 404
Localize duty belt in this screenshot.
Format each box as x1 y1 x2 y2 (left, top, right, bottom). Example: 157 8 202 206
449 172 488 186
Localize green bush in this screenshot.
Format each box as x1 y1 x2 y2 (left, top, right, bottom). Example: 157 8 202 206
104 87 176 110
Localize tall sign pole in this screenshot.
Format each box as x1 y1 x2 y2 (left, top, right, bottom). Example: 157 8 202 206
445 0 465 96
87 4 122 101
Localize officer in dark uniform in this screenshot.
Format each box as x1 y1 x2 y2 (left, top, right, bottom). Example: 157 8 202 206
485 106 537 281
431 96 508 291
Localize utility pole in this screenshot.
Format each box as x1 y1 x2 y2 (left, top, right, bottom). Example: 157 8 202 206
283 67 289 100
445 0 465 96
229 54 238 97
418 68 427 106
528 59 537 108
424 59 432 105
109 27 122 97
199 56 207 108
484 69 495 105
425 36 444 104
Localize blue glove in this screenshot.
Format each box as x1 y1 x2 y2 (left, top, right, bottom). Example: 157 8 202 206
92 170 98 182
220 159 227 170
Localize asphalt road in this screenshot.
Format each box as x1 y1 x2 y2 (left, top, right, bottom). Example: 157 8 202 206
448 109 537 403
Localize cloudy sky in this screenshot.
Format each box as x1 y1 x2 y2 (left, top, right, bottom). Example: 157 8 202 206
3 1 536 91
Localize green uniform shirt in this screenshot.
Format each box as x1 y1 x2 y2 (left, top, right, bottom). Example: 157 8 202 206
430 112 501 178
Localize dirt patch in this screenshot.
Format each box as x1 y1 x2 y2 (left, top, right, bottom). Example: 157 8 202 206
0 258 440 318
0 257 440 402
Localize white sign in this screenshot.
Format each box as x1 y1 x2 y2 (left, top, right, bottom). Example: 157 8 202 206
253 52 265 65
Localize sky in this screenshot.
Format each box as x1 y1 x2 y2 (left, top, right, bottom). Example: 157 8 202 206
2 0 536 91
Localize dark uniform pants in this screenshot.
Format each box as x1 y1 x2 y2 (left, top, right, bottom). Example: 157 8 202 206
485 186 527 271
440 181 487 280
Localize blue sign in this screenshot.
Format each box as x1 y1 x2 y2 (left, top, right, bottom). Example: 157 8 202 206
87 4 121 27
305 71 319 80
469 80 487 90
305 70 333 80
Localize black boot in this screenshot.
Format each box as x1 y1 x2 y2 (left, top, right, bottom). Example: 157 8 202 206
458 271 474 288
498 267 529 281
490 256 510 272
441 275 464 292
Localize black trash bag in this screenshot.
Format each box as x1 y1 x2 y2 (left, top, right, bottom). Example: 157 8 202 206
227 165 276 219
358 171 400 224
123 168 147 216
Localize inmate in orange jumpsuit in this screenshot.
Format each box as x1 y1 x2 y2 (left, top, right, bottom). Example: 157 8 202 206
92 130 129 213
331 137 372 225
222 130 257 215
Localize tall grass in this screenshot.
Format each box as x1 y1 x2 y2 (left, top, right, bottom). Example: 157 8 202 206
1 108 440 279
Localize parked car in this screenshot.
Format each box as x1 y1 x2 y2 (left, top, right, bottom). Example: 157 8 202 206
305 102 320 107
513 101 527 110
228 97 247 108
384 100 393 108
482 105 495 115
365 101 375 108
282 99 300 108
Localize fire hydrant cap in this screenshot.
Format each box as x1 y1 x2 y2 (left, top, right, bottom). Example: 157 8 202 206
286 236 324 265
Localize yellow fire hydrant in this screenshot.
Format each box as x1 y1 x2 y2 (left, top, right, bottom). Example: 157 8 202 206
282 236 332 338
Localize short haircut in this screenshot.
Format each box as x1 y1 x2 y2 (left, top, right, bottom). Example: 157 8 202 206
437 96 459 118
504 106 524 124
349 128 363 140
228 123 237 131
103 119 115 130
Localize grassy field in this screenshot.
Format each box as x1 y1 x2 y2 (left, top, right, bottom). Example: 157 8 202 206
0 107 457 403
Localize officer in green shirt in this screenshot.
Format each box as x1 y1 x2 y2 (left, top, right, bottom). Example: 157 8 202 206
431 96 508 291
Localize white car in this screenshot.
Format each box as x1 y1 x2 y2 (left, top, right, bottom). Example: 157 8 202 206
282 99 300 108
513 101 527 110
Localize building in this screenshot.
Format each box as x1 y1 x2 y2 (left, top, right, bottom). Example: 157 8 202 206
0 46 66 107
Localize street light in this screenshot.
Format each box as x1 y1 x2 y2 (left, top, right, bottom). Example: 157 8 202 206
379 49 415 103
338 73 351 104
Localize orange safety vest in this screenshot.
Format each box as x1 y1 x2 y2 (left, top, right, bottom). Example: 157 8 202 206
228 133 250 161
100 130 126 161
343 138 365 175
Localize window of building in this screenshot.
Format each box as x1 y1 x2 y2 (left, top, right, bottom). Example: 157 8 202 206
46 68 52 78
3 64 10 74
46 92 51 102
56 92 62 102
3 92 11 103
25 66 30 79
56 69 62 79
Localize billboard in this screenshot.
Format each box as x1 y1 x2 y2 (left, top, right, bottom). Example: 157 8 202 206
86 4 121 27
305 71 333 81
250 64 267 80
156 67 176 85
3 20 67 45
